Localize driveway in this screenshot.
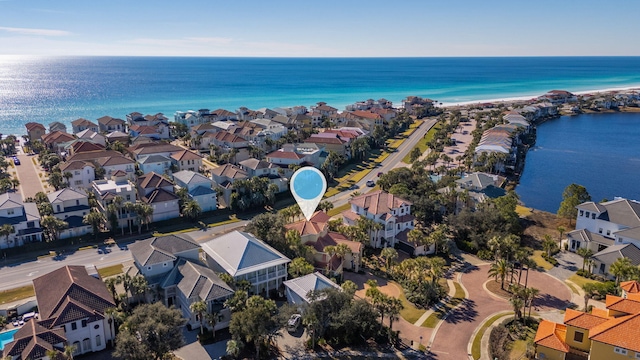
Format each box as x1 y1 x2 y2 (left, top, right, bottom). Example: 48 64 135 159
174 327 227 360
547 251 582 281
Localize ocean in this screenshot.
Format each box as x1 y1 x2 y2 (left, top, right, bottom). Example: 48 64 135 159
516 112 640 213
2 56 640 135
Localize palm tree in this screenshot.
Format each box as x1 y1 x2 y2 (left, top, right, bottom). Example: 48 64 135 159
488 259 512 290
526 287 540 319
63 344 76 360
510 295 524 321
206 311 219 339
105 277 118 301
323 245 337 273
104 307 118 347
428 257 446 286
226 339 242 358
380 247 398 273
542 234 557 258
576 247 594 273
40 216 68 242
387 297 403 333
130 275 148 304
582 283 597 311
116 273 132 298
134 202 154 233
0 224 15 247
610 257 633 285
190 300 208 335
46 349 60 360
83 210 105 239
182 200 202 222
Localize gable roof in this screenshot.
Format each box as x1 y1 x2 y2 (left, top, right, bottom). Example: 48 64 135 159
0 192 23 210
71 140 105 153
138 154 171 164
32 265 115 321
161 258 234 302
143 188 179 204
284 272 341 303
128 234 200 267
71 118 98 128
201 231 290 277
349 190 412 215
455 172 497 189
589 313 640 352
285 211 330 236
566 229 614 247
25 122 46 131
579 198 640 227
621 280 640 294
173 170 211 186
2 319 66 360
563 308 610 330
47 188 88 203
138 172 173 189
534 320 569 353
210 163 248 180
171 149 202 162
592 243 640 266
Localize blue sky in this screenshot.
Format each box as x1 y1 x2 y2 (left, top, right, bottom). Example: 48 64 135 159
1 0 639 57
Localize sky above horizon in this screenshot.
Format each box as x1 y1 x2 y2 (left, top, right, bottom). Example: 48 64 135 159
1 0 640 57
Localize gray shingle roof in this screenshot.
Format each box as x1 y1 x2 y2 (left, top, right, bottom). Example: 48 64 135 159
578 199 640 227
593 243 640 266
161 258 233 302
0 192 22 210
138 154 171 164
190 186 215 197
284 272 340 303
201 231 290 277
129 234 200 266
615 227 640 242
173 170 211 186
567 229 615 247
47 188 87 203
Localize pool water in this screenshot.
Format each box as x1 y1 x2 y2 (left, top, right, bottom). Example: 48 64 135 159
0 328 19 350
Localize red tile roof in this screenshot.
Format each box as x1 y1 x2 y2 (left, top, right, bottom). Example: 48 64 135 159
589 314 640 352
349 190 411 215
563 308 610 330
621 280 640 294
534 320 570 353
25 122 46 131
266 150 305 159
171 149 202 161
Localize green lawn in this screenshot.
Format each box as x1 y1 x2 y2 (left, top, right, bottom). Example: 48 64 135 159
568 274 602 288
97 264 124 278
453 281 465 299
0 285 35 305
327 203 350 217
471 312 513 360
402 122 442 163
531 250 554 271
392 281 425 324
515 205 533 217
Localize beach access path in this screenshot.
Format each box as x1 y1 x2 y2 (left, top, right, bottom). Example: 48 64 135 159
13 150 47 200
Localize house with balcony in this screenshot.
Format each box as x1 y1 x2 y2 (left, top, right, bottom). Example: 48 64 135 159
59 160 96 190
286 211 363 274
170 149 203 172
172 170 218 212
202 231 291 297
136 172 180 222
128 234 200 279
342 190 414 249
41 131 76 153
306 134 350 159
71 118 99 134
534 294 640 360
105 130 130 146
128 142 184 161
91 173 137 233
238 158 288 193
67 140 105 156
97 116 126 133
75 129 106 147
0 193 43 248
48 188 92 239
49 121 68 133
7 265 116 358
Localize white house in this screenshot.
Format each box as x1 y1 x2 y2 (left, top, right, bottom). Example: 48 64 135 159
92 173 138 233
59 160 96 190
75 129 106 147
47 188 92 239
284 272 341 305
33 266 115 357
202 231 291 297
172 170 218 212
0 193 43 248
342 190 414 249
136 172 180 223
128 234 200 278
571 198 640 252
138 154 173 175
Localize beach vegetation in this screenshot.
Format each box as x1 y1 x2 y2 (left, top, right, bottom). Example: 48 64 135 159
557 183 591 225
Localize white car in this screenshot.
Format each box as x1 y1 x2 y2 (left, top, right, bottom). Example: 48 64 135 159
287 314 301 332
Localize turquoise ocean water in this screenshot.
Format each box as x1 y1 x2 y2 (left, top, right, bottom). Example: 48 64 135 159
2 56 640 135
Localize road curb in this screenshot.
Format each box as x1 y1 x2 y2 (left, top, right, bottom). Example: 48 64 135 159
466 311 513 360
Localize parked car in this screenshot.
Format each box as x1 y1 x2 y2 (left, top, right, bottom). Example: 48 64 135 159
377 172 383 177
366 180 375 187
287 314 301 332
13 158 20 165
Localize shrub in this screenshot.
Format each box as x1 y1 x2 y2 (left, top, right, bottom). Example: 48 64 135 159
576 269 592 278
477 249 493 261
541 253 559 266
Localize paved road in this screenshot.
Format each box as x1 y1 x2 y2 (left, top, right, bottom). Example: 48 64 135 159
0 221 248 291
14 153 46 201
326 118 438 209
427 264 572 359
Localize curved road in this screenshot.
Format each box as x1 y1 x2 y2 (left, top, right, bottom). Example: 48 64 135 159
427 264 572 359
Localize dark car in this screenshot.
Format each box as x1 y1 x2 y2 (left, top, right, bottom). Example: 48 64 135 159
13 157 20 165
366 180 375 187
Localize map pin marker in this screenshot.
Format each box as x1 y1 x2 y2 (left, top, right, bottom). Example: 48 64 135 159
290 166 327 221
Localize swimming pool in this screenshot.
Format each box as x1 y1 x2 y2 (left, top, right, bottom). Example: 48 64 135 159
0 328 18 350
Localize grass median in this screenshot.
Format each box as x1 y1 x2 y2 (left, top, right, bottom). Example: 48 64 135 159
402 122 442 164
471 312 513 360
0 285 35 305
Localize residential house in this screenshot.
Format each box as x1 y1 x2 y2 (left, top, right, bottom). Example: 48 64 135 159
238 158 287 193
97 116 126 133
266 143 322 171
47 188 92 239
25 122 46 142
311 102 338 118
136 172 180 223
285 211 363 273
71 118 99 134
91 173 137 232
138 154 173 175
128 142 184 161
620 280 640 298
284 272 341 305
345 110 384 128
538 90 577 104
306 133 350 158
49 121 68 133
126 112 170 139
128 234 200 279
534 294 640 360
59 160 96 190
174 110 207 127
202 230 291 297
210 164 249 207
129 124 164 140
207 108 237 122
402 96 435 115
170 149 203 172
75 129 106 147
67 140 105 156
590 243 640 278
172 170 218 212
0 193 43 248
342 190 414 249
33 265 115 357
569 198 640 256
105 131 130 146
41 131 76 153
445 172 506 212
2 318 67 360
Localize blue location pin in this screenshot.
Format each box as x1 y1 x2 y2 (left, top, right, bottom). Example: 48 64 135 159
290 167 327 221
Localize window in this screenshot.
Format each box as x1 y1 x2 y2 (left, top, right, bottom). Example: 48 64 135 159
76 200 80 206
7 209 14 215
75 180 82 185
599 228 603 234
614 347 628 355
82 319 87 327
126 195 131 201
607 230 611 236
71 322 77 331
27 221 34 228
96 335 101 347
82 338 91 352
579 210 584 216
635 352 640 359
147 266 152 270
592 213 596 219
163 262 168 267
585 211 590 218
573 331 584 342
75 171 80 175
